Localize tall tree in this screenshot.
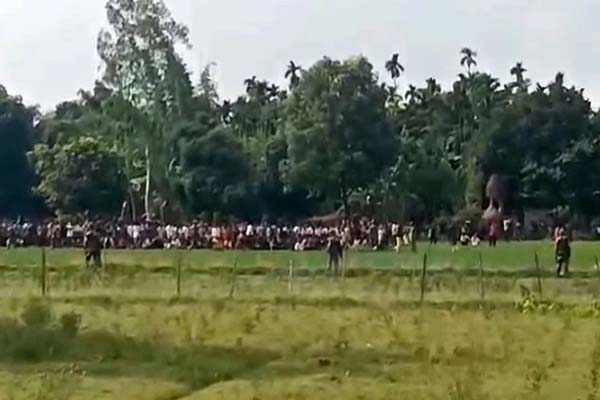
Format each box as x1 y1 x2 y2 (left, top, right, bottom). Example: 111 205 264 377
510 62 528 90
0 85 40 216
460 47 478 74
385 53 404 88
31 136 127 215
285 61 302 89
97 0 192 217
284 56 396 215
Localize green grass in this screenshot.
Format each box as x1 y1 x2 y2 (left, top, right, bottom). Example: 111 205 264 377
2 243 600 399
1 273 600 399
0 240 598 273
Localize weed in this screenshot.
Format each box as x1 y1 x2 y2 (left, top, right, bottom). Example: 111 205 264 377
21 300 52 328
59 312 81 337
587 334 600 400
526 362 549 396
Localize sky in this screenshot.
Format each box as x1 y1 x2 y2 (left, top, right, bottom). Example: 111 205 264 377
1 0 600 111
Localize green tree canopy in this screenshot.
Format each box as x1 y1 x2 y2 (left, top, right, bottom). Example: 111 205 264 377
283 56 396 214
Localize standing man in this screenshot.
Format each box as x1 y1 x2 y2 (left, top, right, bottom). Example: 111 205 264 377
408 221 417 253
555 227 571 278
327 232 344 275
84 223 103 270
488 221 500 247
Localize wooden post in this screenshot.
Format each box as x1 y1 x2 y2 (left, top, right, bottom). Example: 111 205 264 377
176 252 182 298
479 252 485 302
41 247 47 297
534 251 543 300
419 253 428 305
229 256 238 299
288 258 294 294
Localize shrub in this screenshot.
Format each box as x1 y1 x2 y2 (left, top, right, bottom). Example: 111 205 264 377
59 312 82 337
21 300 53 328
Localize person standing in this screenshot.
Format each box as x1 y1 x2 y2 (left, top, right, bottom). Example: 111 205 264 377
427 224 438 245
488 221 500 247
327 233 344 275
408 221 417 253
555 227 571 278
84 224 102 270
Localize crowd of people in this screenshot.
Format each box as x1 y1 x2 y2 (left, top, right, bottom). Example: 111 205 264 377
0 215 532 251
0 217 426 251
0 216 574 277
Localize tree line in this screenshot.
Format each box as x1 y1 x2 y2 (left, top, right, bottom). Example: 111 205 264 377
2 0 600 226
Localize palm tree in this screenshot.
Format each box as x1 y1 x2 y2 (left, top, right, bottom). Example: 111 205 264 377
267 84 280 99
385 53 404 87
255 80 269 99
219 100 233 124
244 76 258 95
510 62 527 88
285 61 302 88
425 78 441 96
460 47 478 74
384 84 402 110
405 85 420 104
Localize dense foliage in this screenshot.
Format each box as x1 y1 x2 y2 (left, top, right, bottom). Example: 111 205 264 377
2 0 600 225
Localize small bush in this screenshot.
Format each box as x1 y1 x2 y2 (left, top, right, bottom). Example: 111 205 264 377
21 300 53 328
60 312 82 337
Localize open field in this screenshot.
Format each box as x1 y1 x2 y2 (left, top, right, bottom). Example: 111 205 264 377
1 272 600 399
1 240 600 274
2 243 600 399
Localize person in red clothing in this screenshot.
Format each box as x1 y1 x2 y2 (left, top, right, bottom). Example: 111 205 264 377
488 221 500 247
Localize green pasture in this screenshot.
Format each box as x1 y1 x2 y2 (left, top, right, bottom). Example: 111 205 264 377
0 240 598 274
0 273 600 399
2 242 600 399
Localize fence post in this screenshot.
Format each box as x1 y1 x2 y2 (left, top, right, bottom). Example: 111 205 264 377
534 251 543 300
229 256 238 299
479 252 485 302
419 252 428 305
41 247 47 297
176 252 182 298
288 258 295 294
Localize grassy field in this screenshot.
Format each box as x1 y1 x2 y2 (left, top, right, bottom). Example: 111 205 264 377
1 271 600 399
1 240 599 274
2 243 600 399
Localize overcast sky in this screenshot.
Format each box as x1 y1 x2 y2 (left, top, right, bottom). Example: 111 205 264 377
2 0 600 111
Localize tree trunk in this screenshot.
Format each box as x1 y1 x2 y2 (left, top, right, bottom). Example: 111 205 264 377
144 145 151 218
129 186 137 221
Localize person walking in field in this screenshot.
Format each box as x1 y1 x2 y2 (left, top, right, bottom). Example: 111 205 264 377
555 227 571 278
84 224 103 270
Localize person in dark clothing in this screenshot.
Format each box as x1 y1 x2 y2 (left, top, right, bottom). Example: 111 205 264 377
84 225 102 269
427 225 438 245
327 235 344 275
555 228 571 277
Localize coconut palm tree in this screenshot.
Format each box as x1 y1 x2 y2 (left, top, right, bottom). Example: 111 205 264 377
385 53 404 87
285 61 302 88
460 47 478 74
